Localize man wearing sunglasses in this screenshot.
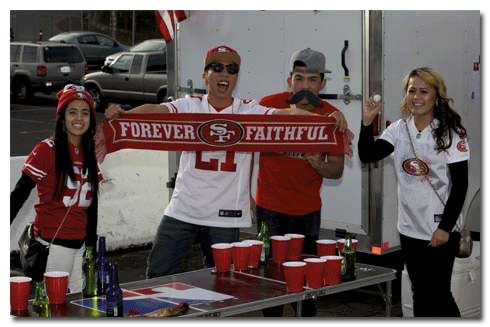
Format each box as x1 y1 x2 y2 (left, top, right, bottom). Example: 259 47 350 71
254 48 348 317
104 45 343 281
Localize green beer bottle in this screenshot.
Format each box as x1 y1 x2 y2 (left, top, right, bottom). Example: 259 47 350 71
257 222 271 265
32 281 50 317
341 234 356 281
83 246 98 297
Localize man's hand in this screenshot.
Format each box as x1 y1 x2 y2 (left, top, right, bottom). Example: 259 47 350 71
249 194 256 224
303 153 323 170
105 104 125 119
328 111 348 133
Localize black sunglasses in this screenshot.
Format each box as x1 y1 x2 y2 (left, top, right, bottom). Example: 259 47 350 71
209 62 240 75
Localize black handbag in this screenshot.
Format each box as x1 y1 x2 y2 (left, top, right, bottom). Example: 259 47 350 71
18 222 50 282
17 181 81 281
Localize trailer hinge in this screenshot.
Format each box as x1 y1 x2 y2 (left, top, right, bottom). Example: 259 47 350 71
176 79 207 96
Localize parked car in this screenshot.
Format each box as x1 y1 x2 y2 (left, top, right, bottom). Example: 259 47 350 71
104 38 166 66
81 50 167 111
49 31 129 68
10 41 87 102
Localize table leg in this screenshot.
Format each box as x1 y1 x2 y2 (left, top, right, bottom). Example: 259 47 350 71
295 300 302 317
385 280 392 317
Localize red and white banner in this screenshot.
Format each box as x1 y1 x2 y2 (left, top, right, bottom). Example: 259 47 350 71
94 113 354 164
155 10 189 43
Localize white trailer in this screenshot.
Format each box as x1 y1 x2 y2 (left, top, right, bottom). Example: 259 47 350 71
167 10 481 254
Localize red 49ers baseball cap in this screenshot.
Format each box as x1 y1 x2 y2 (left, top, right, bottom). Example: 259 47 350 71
204 45 241 70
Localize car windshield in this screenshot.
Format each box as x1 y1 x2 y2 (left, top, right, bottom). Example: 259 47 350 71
43 46 84 63
131 40 165 52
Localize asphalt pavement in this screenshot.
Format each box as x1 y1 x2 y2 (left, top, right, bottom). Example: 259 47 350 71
10 93 107 157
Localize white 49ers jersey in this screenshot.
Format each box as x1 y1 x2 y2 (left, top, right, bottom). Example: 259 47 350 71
379 117 470 240
164 95 275 227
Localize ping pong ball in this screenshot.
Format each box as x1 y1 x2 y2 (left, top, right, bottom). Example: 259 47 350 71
373 95 382 103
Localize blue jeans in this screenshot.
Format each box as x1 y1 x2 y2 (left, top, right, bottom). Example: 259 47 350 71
146 215 240 279
256 206 321 317
256 206 321 256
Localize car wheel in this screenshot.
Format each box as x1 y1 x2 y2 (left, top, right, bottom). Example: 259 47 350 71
11 78 33 103
158 90 168 103
86 85 107 112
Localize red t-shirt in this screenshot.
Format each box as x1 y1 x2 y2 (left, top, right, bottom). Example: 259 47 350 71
256 92 340 215
22 138 103 240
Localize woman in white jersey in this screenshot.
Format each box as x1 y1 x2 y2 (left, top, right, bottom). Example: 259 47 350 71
358 68 469 317
104 45 341 278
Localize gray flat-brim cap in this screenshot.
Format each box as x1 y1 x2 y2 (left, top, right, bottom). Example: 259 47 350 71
290 48 332 74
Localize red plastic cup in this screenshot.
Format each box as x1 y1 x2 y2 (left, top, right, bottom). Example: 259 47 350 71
285 233 305 261
44 271 69 304
282 261 306 293
316 239 337 257
270 236 290 263
232 242 252 271
337 239 358 255
321 255 343 285
243 240 263 269
211 243 233 272
304 258 326 289
10 276 32 311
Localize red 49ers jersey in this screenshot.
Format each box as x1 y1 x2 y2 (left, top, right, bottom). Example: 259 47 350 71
164 95 275 227
256 92 340 215
22 138 103 240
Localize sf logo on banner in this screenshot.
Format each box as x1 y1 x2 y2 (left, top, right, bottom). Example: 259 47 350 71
198 120 244 146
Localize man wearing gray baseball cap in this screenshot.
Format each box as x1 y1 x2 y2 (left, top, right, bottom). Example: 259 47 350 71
254 48 347 317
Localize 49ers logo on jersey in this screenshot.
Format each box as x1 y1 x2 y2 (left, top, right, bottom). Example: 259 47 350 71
198 120 244 146
457 140 468 152
402 158 429 176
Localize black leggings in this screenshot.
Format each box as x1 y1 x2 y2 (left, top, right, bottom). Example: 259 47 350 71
400 232 461 317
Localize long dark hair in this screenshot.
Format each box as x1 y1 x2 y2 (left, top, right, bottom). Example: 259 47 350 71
52 106 99 201
400 67 467 153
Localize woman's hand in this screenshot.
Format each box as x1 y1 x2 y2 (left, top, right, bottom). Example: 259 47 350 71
363 94 383 126
429 228 450 247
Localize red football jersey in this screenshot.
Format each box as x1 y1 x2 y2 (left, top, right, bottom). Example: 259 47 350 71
22 138 103 240
256 92 340 215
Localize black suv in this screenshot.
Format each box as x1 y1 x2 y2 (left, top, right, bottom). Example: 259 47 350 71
10 41 87 102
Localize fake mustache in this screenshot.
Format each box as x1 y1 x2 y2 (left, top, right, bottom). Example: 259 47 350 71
286 90 324 108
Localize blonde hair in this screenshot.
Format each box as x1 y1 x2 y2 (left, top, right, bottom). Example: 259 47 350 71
400 67 453 117
399 67 466 153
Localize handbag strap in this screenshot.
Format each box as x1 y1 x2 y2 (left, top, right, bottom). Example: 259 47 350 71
46 178 83 249
404 120 466 237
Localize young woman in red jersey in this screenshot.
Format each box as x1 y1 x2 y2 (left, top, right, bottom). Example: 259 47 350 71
11 84 102 292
